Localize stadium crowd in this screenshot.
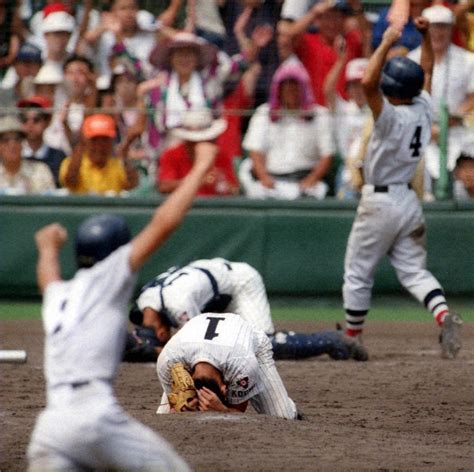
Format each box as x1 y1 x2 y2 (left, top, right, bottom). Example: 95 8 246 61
0 0 474 200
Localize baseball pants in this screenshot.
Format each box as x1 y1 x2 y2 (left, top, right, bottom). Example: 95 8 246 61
343 184 442 310
28 383 189 471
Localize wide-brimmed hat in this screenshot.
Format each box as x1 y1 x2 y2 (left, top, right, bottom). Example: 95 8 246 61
149 32 217 70
83 114 117 139
171 109 227 142
0 116 26 137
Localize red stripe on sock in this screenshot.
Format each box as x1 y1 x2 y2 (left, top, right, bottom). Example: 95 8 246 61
346 328 362 337
436 310 449 326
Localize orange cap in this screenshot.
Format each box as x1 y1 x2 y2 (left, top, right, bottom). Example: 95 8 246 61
82 114 116 139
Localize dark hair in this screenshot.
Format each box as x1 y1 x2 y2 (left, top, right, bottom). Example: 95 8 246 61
194 377 227 404
64 54 95 73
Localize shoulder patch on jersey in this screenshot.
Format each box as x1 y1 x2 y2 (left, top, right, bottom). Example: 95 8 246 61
236 376 249 389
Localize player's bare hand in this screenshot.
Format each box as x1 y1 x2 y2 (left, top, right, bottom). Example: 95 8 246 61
197 387 227 412
414 16 430 34
35 224 68 250
382 26 402 46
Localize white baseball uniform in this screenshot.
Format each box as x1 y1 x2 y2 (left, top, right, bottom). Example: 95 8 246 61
136 258 275 335
343 91 443 311
27 244 190 472
156 313 298 419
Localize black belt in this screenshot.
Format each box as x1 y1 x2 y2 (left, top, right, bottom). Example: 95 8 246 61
71 381 90 389
374 184 411 193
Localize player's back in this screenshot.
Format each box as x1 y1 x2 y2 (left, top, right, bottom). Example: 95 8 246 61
42 244 136 389
364 91 433 186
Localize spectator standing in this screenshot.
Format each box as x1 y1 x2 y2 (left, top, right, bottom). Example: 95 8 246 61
453 151 474 199
59 114 138 195
28 0 101 56
94 0 159 81
18 95 66 188
158 109 238 196
240 60 335 199
0 115 55 194
283 0 364 106
408 5 474 183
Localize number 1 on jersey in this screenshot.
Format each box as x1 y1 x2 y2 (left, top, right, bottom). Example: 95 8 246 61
409 126 422 158
204 316 225 340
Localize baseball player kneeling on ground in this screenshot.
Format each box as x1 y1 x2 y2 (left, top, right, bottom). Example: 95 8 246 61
156 312 301 419
342 17 462 359
27 142 218 472
125 258 367 362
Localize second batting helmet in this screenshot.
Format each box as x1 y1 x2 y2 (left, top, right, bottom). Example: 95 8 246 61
380 57 424 100
75 214 131 268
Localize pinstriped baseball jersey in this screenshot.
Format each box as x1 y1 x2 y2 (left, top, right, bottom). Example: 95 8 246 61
136 258 275 334
364 90 433 185
157 313 265 405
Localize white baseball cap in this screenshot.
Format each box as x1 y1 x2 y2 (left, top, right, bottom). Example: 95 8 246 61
422 5 454 25
345 58 368 82
42 11 75 34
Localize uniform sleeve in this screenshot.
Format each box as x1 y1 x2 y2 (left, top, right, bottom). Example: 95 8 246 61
242 106 270 153
374 97 396 136
226 355 262 405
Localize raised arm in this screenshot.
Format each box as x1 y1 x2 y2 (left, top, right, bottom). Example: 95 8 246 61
128 142 217 272
361 26 401 119
414 16 433 94
35 224 68 293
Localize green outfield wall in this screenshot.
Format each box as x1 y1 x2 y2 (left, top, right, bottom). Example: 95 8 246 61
1 195 473 298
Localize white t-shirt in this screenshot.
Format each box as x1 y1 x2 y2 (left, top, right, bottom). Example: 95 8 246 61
281 0 317 20
136 258 234 328
243 104 335 175
364 91 433 185
408 44 474 118
42 244 136 389
157 313 267 405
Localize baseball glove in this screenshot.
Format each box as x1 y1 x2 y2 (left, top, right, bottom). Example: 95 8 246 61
168 363 198 412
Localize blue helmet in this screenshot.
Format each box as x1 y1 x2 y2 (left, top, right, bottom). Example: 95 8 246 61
380 57 424 100
75 214 131 268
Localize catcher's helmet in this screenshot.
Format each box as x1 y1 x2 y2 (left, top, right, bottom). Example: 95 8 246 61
380 56 424 100
75 214 131 268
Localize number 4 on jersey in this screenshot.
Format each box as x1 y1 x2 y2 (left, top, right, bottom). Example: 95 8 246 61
409 126 423 158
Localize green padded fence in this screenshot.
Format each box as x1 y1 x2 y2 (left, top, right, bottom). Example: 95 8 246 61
1 195 473 299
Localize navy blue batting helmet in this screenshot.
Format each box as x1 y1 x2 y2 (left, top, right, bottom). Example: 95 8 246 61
75 214 131 268
380 56 424 100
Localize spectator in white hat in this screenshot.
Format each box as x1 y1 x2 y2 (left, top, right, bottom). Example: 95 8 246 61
28 1 100 57
408 4 474 191
0 115 55 194
157 108 238 196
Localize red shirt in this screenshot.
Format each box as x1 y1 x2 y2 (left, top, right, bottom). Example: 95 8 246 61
296 30 363 106
217 81 253 160
158 143 239 196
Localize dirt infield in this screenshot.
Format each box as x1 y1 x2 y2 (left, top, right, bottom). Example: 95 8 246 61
1 319 472 471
